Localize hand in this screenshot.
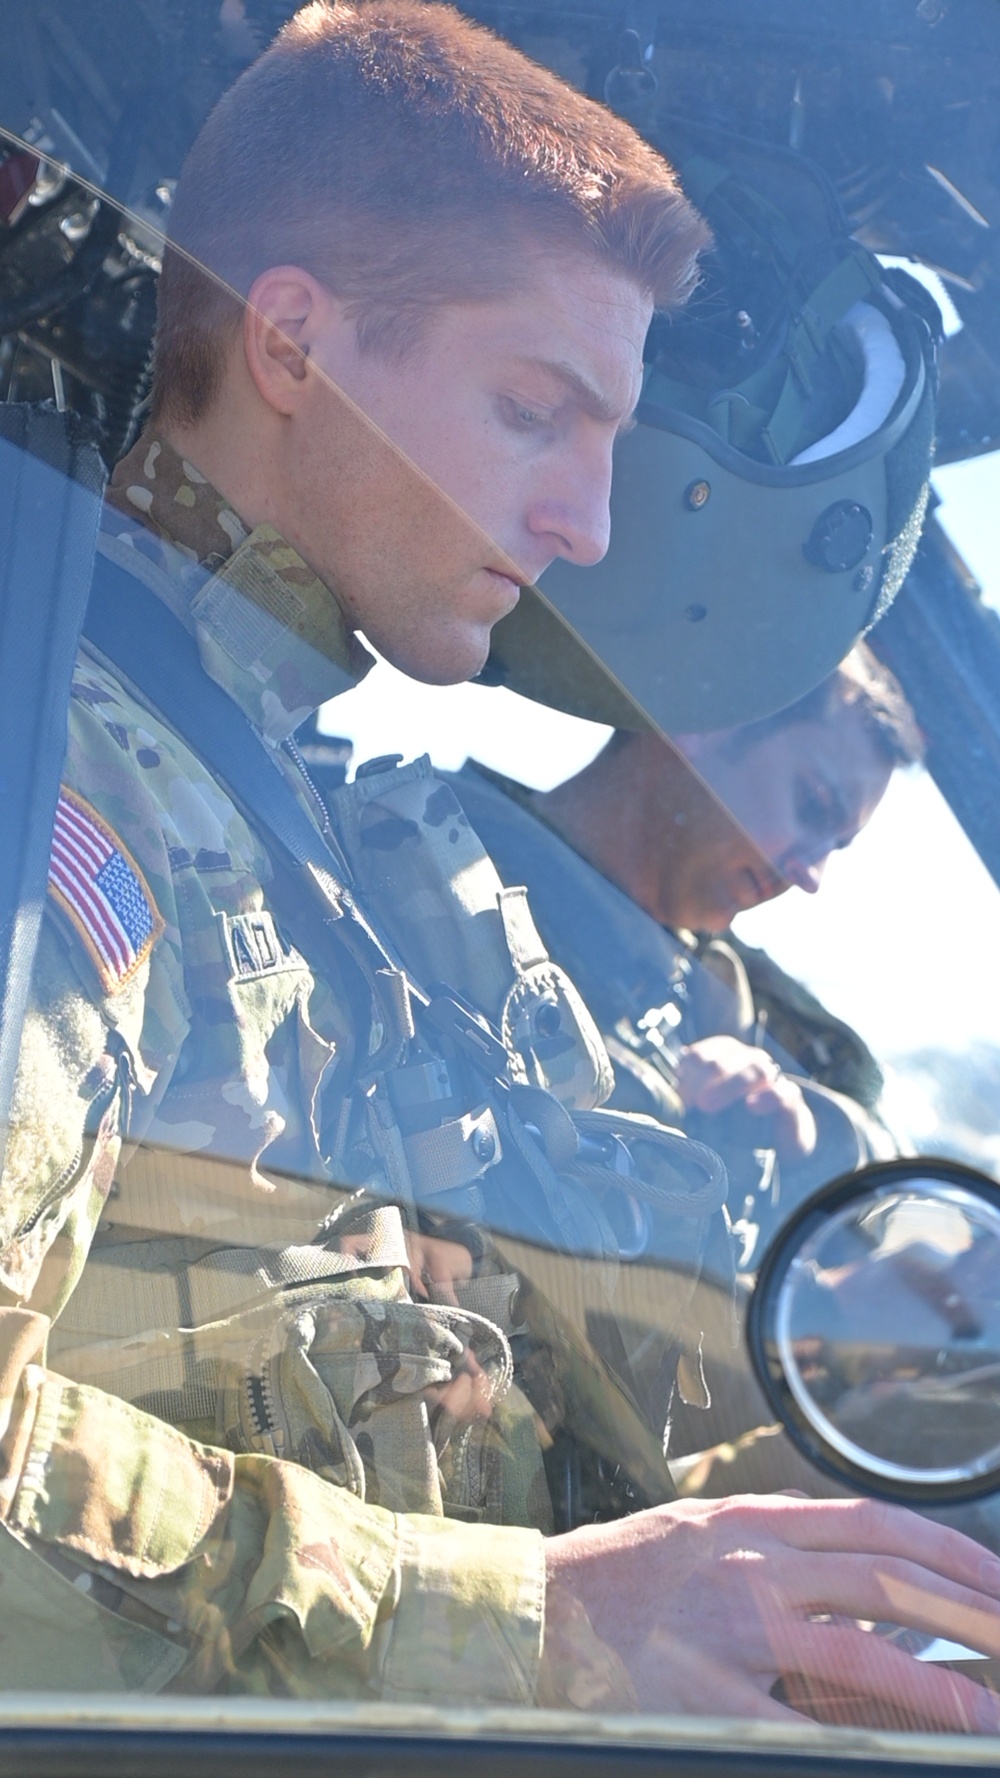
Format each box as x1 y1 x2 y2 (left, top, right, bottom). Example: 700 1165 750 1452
676 1035 817 1163
405 1229 474 1307
404 1230 491 1427
540 1494 1000 1729
808 1242 992 1345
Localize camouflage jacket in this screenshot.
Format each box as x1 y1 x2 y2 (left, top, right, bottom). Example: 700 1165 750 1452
454 761 895 1270
0 436 546 1702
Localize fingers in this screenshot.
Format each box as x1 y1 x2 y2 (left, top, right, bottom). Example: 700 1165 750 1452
712 1688 808 1725
878 1565 1000 1660
676 1040 778 1113
431 1349 495 1431
744 1076 817 1159
773 1496 1000 1589
772 1550 1000 1657
743 1074 804 1118
776 1669 981 1735
767 1620 1000 1735
737 1495 1000 1606
675 1670 809 1725
403 1232 471 1306
636 1602 998 1732
631 1622 804 1722
676 1036 814 1154
428 1273 461 1308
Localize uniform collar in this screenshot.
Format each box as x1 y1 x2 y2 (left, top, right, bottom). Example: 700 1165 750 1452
104 433 373 746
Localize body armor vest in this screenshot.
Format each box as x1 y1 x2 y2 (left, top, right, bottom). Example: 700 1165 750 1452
50 558 731 1530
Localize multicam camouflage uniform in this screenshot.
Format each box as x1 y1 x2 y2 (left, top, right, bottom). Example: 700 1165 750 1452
455 761 894 1267
0 436 550 1700
450 761 901 1494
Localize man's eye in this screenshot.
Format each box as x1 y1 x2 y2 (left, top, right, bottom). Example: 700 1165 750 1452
500 397 550 432
796 779 836 833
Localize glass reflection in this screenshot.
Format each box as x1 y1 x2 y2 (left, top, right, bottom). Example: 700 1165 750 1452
5 0 1000 1741
777 1182 1000 1484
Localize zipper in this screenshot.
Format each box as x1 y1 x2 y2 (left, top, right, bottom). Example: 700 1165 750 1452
283 735 334 837
243 1338 285 1454
17 1138 88 1240
283 733 327 820
15 1032 135 1240
282 733 357 884
16 1077 116 1239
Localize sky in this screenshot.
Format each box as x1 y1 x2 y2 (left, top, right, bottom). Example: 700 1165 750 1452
733 756 1000 1057
320 659 612 791
932 451 1000 616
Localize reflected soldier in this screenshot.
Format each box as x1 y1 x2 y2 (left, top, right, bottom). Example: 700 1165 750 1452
457 645 921 1264
0 0 998 1732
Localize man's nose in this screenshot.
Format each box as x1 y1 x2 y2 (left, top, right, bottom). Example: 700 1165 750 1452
781 851 829 895
528 440 613 568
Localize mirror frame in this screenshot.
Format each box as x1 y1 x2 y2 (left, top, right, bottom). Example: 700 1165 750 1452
747 1155 1000 1506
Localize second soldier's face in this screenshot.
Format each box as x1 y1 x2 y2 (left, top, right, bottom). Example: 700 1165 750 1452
654 705 894 932
289 255 650 684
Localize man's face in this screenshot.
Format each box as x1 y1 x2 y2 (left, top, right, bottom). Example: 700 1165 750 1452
286 255 650 683
656 701 895 932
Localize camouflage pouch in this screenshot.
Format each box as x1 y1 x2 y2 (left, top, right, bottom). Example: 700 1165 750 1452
48 1212 538 1527
216 1285 519 1520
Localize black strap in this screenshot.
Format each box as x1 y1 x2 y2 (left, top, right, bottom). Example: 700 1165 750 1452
81 553 511 1079
82 552 430 1017
84 552 358 884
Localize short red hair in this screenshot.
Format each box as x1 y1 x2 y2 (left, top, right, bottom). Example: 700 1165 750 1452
152 0 708 426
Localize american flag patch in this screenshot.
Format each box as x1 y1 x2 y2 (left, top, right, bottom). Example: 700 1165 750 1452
48 787 164 992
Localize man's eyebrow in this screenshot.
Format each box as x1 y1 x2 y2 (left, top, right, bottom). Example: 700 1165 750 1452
524 358 640 432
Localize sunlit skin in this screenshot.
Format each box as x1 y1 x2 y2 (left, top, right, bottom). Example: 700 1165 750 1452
163 251 650 685
539 705 894 938
542 1495 1000 1725
676 707 895 928
537 703 894 1161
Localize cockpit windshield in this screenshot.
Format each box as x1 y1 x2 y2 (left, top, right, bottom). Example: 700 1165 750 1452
2 2 1000 1766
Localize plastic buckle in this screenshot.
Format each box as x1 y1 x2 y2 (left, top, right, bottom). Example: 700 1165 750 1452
422 982 509 1082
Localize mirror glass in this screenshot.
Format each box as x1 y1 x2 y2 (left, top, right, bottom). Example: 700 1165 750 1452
757 1168 1000 1495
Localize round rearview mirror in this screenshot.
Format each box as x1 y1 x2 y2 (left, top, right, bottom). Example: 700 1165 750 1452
748 1158 1000 1504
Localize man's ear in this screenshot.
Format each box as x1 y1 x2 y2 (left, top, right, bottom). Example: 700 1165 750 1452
242 266 337 415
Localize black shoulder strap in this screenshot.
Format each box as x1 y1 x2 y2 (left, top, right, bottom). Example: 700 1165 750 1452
81 551 510 1079
84 551 355 884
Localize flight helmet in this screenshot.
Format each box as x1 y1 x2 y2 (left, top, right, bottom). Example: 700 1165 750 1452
484 131 941 732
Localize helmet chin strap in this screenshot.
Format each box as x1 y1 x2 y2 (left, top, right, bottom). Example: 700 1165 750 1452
791 302 907 466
